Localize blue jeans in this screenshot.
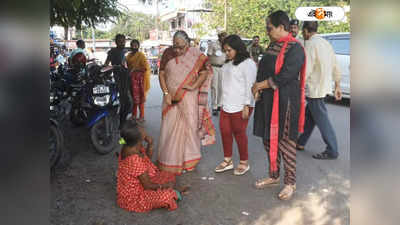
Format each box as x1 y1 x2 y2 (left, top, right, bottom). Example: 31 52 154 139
298 98 338 157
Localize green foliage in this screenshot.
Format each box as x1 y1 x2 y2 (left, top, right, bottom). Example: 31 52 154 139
192 23 209 38
50 0 120 30
75 27 112 40
204 0 350 46
107 12 169 42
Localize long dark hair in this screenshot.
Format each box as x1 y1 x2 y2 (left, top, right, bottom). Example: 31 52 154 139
222 34 250 66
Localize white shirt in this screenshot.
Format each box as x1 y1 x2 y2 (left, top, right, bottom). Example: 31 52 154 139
304 34 341 98
221 58 257 113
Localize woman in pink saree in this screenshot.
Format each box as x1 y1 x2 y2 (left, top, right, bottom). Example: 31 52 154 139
157 30 216 175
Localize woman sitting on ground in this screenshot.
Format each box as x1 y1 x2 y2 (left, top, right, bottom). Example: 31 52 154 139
116 120 188 212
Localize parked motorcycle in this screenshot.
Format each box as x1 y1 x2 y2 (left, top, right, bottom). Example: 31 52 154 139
62 66 89 126
49 73 68 169
85 64 120 154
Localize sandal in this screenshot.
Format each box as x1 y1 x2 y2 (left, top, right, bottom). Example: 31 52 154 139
278 184 296 200
312 151 338 160
296 144 305 151
254 177 280 189
233 161 250 176
215 159 233 173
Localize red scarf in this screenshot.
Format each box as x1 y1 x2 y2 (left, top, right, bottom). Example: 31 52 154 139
269 34 306 174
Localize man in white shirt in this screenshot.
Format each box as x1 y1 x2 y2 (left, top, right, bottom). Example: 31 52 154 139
297 21 342 160
207 32 227 116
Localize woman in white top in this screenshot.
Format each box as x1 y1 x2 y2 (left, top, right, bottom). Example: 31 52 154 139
214 34 257 175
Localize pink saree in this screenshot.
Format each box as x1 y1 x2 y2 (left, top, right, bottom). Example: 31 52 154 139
157 47 215 175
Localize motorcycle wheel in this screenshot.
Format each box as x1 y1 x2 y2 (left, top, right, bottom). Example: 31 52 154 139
90 116 119 155
70 107 87 126
49 124 62 169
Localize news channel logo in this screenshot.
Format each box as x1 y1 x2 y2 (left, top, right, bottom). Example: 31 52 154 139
295 7 346 21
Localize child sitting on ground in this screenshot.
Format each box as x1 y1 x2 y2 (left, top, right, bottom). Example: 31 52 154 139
116 120 188 212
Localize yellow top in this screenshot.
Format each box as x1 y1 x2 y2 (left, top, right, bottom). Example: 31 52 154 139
126 51 151 96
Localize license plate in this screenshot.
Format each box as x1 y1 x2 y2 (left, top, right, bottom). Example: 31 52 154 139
93 85 109 94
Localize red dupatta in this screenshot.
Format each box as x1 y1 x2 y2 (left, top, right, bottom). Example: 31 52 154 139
269 34 307 174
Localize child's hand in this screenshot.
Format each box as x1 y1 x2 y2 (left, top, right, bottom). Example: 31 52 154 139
144 135 153 145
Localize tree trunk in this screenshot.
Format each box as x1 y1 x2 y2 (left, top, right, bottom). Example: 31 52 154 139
64 26 69 40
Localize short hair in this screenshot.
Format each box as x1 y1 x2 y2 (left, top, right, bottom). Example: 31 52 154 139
76 40 85 47
120 120 142 147
130 39 140 47
218 31 227 39
253 35 260 39
267 10 290 31
173 30 191 44
222 34 250 66
115 34 126 41
302 21 318 33
290 19 299 26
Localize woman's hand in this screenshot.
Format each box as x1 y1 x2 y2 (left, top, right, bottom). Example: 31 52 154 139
164 93 172 105
242 105 250 119
252 82 260 97
182 84 195 91
254 91 261 101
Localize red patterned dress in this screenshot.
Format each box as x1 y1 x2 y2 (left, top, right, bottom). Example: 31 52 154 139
117 148 178 212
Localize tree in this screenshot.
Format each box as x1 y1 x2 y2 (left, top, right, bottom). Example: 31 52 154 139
204 0 350 45
108 12 168 42
50 0 121 39
75 27 112 40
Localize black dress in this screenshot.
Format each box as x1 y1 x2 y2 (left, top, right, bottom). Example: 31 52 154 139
253 41 305 142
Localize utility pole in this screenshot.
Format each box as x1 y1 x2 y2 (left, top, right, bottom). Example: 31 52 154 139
224 0 227 31
156 0 160 40
91 26 96 52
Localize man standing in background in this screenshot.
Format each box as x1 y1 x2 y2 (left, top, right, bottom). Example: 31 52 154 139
104 34 132 128
207 31 227 116
247 35 265 65
297 21 342 160
104 34 127 67
289 19 300 39
70 40 88 58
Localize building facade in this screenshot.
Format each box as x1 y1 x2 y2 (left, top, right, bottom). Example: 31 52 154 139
158 0 212 39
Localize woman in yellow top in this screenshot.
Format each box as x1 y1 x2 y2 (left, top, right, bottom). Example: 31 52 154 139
126 39 151 122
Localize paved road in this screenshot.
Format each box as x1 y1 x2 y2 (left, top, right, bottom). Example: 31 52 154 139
51 75 350 225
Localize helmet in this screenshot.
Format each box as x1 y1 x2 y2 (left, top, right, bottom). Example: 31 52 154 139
71 52 87 68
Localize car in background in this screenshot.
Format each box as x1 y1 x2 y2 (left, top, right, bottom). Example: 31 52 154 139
321 32 351 99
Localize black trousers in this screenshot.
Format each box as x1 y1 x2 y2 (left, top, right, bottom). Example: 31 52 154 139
113 67 132 128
